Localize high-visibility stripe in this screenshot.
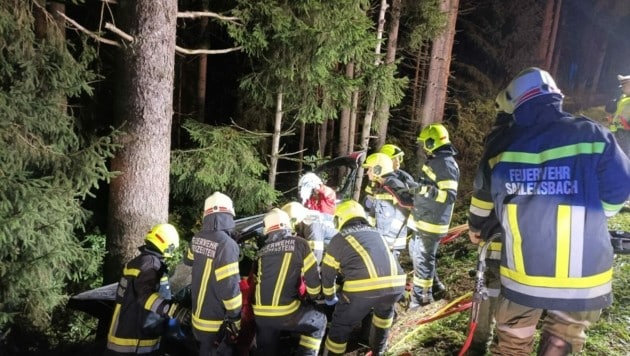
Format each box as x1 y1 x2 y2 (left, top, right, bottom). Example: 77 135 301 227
413 276 432 288
374 193 395 200
556 206 570 277
422 165 436 181
191 314 223 332
303 253 318 272
372 314 393 329
123 266 140 277
107 304 160 353
322 254 340 270
569 206 585 277
145 293 163 313
506 205 525 273
299 335 322 351
436 190 447 203
223 293 242 311
602 200 624 217
346 235 377 278
186 247 194 261
322 285 336 296
215 262 239 281
489 142 606 168
344 275 406 292
501 269 612 294
196 259 213 316
272 253 291 306
252 299 300 317
413 219 450 234
437 180 458 190
325 337 347 354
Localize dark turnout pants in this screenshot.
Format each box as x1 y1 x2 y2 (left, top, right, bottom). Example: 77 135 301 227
325 291 403 356
254 303 326 356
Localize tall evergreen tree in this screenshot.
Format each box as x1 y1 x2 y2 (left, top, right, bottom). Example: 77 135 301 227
0 0 118 330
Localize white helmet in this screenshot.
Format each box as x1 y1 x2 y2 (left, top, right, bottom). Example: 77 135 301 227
298 172 322 203
498 67 563 114
263 208 292 235
204 192 235 216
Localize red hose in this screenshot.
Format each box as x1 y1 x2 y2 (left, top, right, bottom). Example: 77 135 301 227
458 321 478 356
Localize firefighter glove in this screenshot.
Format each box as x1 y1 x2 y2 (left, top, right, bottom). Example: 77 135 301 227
225 317 241 343
166 318 185 340
325 294 339 306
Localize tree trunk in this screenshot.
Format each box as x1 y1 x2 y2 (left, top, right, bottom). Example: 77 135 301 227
338 62 354 158
354 0 389 199
376 0 402 148
298 120 305 173
538 0 555 69
268 90 283 188
420 0 459 127
105 0 177 282
196 0 210 121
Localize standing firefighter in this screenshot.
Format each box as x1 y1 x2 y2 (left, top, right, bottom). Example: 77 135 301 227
471 67 630 355
281 201 338 265
605 74 630 156
106 223 188 355
362 153 413 259
321 200 406 356
252 208 326 356
184 192 242 356
378 143 416 189
408 123 460 309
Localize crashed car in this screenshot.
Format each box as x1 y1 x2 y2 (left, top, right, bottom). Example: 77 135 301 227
68 151 367 354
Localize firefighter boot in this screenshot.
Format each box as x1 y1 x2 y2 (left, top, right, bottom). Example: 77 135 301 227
432 274 447 300
536 331 571 356
408 287 433 310
368 324 390 356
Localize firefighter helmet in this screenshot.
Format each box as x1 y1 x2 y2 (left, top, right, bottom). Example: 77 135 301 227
281 201 309 227
499 67 563 114
145 223 180 258
418 123 450 153
379 144 404 161
298 172 322 202
263 208 292 235
204 192 235 216
333 200 368 230
362 152 394 178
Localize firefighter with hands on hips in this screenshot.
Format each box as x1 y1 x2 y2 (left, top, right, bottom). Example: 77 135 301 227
408 123 460 309
281 201 338 265
321 200 407 356
184 192 242 356
470 67 630 355
605 74 630 156
106 223 189 355
298 172 337 218
362 152 414 259
466 92 514 355
378 143 417 189
252 208 327 356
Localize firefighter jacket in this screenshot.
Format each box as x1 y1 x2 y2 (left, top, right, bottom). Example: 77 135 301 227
367 173 414 252
395 168 418 190
321 221 406 299
107 246 171 354
409 146 460 237
469 95 630 311
184 212 242 333
253 230 321 317
294 214 338 265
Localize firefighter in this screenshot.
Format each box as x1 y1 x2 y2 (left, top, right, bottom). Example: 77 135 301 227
280 201 338 265
605 74 630 156
106 223 188 355
252 208 326 356
362 152 414 259
378 143 417 189
321 200 406 356
472 67 630 355
184 192 242 356
298 172 337 217
408 123 460 309
466 93 514 354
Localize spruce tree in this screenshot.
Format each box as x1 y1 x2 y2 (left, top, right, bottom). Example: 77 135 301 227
0 1 118 330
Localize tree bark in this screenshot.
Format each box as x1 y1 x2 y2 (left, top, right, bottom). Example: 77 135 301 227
105 0 177 282
420 0 459 127
338 62 354 158
268 90 283 188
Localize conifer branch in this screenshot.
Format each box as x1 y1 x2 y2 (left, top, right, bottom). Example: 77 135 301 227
56 12 120 47
177 11 242 25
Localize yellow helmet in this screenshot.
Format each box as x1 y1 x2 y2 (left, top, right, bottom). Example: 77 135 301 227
145 223 180 258
333 200 368 230
204 192 235 216
379 144 404 161
418 123 450 153
263 208 292 235
281 202 309 228
362 152 394 178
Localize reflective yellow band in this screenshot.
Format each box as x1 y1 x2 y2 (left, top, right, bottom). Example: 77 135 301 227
372 314 393 329
299 335 322 351
123 266 140 277
344 275 406 292
325 337 347 354
223 293 242 311
501 266 612 289
253 299 300 317
412 276 432 288
437 180 458 190
215 262 239 281
192 315 223 332
413 219 450 234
